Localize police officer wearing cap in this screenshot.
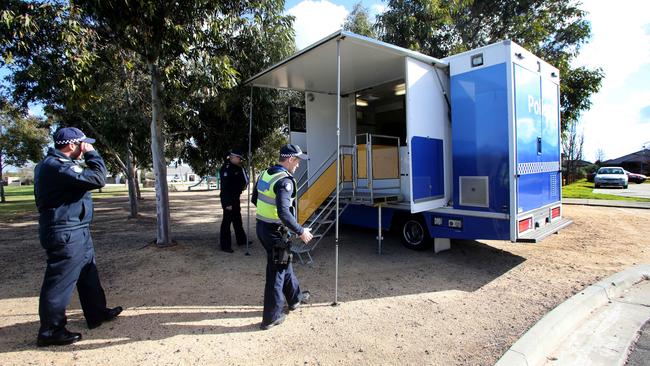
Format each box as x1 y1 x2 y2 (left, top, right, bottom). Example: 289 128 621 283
219 149 249 253
252 144 313 330
34 127 122 347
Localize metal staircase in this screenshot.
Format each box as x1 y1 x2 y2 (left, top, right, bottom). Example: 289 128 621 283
290 147 351 264
289 135 403 264
290 188 350 264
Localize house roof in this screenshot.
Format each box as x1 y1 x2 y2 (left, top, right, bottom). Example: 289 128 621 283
604 149 650 164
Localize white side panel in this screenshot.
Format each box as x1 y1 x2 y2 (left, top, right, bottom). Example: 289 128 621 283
444 40 509 76
399 146 411 202
305 93 352 186
290 132 308 183
289 131 307 149
506 44 518 242
405 57 451 213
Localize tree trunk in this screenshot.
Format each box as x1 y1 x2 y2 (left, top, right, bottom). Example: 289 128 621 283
148 60 172 245
135 168 142 199
0 153 5 203
126 137 138 218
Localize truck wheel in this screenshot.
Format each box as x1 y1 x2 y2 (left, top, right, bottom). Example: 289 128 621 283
400 216 432 251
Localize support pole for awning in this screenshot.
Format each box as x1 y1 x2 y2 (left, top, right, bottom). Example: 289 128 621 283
333 38 341 306
246 87 253 256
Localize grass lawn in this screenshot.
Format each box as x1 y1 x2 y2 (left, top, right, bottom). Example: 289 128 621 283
0 184 149 219
562 179 650 202
0 185 37 219
2 179 648 219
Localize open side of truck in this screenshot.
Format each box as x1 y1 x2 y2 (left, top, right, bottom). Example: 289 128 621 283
246 31 572 264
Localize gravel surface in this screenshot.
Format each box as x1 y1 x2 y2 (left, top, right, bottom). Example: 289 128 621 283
0 191 649 365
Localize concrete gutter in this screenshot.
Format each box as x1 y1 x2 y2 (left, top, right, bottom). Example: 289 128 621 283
562 199 650 209
495 264 650 366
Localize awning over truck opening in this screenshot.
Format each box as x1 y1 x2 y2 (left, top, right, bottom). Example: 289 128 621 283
245 30 448 95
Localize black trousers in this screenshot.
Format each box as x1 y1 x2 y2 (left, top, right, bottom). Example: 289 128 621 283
38 227 107 337
256 222 302 324
220 199 247 250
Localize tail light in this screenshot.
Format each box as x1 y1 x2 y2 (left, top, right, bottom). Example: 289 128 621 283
551 207 561 219
518 217 532 233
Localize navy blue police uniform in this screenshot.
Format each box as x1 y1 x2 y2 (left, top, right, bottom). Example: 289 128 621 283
218 150 248 252
252 144 310 330
34 127 121 346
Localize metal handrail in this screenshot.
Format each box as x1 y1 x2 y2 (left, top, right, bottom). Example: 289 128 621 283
296 145 354 224
354 133 402 203
297 145 354 194
291 179 349 260
304 178 347 231
297 150 337 194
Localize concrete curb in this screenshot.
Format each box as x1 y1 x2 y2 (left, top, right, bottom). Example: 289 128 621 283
562 198 650 209
494 264 650 366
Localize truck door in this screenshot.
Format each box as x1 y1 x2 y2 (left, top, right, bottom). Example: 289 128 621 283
405 57 449 213
514 64 561 214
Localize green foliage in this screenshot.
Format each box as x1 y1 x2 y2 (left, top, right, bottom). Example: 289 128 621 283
0 2 97 108
560 66 604 130
0 99 49 170
376 0 604 130
343 2 376 38
1 0 297 178
1 1 153 175
69 0 296 177
251 127 289 173
180 88 301 176
375 0 451 55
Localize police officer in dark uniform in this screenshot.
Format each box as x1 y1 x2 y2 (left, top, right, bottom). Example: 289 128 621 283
34 127 122 347
252 144 313 330
219 149 249 253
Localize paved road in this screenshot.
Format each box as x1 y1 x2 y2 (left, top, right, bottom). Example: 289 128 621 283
627 319 650 366
593 182 650 199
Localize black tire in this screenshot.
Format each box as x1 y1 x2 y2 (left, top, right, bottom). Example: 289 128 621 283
595 183 600 188
399 215 432 251
624 184 628 189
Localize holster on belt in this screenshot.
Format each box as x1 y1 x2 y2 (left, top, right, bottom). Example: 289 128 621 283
272 226 293 266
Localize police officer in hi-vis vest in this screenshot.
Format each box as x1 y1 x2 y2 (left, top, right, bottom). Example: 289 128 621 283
34 127 122 347
252 144 313 330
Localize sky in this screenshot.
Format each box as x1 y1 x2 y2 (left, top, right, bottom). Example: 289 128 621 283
285 0 650 162
6 1 649 164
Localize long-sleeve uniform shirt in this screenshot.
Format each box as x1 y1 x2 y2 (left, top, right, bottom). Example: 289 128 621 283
219 162 248 208
34 148 107 237
252 164 304 235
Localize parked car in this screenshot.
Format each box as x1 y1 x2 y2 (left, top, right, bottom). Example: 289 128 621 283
594 167 628 189
625 170 647 184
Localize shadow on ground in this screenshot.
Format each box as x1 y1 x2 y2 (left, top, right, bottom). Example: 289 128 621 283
0 191 524 352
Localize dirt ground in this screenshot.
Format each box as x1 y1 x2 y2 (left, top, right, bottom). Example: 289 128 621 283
0 190 649 366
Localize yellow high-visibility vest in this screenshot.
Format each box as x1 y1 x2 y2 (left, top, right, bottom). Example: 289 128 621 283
256 169 295 224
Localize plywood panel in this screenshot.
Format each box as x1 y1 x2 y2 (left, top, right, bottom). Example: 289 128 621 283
357 144 367 179
342 154 353 182
372 145 399 179
298 161 337 225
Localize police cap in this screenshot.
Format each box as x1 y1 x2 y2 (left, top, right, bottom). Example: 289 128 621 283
228 149 245 160
280 144 309 160
53 127 96 145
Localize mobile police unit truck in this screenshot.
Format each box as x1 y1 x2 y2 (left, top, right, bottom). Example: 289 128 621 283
246 31 572 263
